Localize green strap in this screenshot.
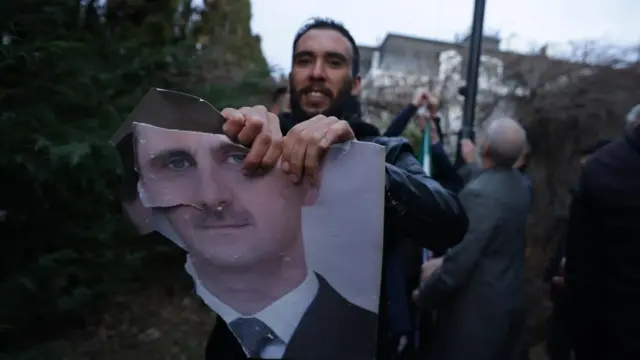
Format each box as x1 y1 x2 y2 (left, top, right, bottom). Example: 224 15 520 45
420 125 432 176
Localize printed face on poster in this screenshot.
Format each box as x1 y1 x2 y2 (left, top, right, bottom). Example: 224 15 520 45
111 88 385 359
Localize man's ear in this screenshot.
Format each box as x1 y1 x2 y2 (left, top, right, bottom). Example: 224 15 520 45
351 75 361 96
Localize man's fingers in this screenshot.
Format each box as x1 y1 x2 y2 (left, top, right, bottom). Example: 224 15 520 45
221 108 245 139
243 132 270 171
302 126 330 184
319 119 353 149
267 111 283 139
236 107 264 146
262 137 283 170
261 111 284 169
287 129 310 183
281 120 310 174
297 117 333 183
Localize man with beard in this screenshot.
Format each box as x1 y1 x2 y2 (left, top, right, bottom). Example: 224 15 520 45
206 18 468 360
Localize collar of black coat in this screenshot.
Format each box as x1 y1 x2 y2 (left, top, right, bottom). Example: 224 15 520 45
279 112 381 141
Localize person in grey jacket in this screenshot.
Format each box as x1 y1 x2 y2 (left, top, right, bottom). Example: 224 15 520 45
414 118 531 360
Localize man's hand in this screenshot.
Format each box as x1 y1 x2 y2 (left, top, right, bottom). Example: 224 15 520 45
413 89 437 108
461 139 477 164
221 106 283 172
411 257 444 303
421 257 443 281
281 115 354 184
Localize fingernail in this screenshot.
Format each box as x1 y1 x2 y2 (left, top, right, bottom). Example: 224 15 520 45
282 161 289 172
319 139 329 148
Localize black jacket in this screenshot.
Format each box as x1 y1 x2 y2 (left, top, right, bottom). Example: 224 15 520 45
565 125 640 360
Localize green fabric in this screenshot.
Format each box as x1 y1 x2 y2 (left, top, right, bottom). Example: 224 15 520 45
419 126 432 176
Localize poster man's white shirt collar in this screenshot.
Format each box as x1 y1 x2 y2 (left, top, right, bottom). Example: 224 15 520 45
186 256 319 355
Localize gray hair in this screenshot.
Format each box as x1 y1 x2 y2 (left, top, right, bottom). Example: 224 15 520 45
627 104 640 128
482 118 527 167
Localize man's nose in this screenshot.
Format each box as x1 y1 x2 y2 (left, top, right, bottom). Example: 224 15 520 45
195 170 234 208
309 60 327 81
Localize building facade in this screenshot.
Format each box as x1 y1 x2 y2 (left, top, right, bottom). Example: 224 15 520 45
357 33 579 153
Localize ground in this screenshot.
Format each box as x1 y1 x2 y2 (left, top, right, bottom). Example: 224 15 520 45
57 271 216 360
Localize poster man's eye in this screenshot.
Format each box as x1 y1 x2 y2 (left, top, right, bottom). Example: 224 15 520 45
166 156 192 170
226 153 246 165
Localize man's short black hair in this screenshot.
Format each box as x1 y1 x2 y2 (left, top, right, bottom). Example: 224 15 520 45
272 86 288 104
292 17 360 77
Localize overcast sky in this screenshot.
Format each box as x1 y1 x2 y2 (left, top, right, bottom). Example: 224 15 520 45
249 0 639 74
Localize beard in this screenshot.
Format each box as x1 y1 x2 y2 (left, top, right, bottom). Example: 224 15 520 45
289 77 355 122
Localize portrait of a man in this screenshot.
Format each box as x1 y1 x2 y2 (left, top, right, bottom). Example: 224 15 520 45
112 89 384 359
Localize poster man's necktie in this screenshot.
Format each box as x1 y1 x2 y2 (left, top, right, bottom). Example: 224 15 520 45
229 317 278 358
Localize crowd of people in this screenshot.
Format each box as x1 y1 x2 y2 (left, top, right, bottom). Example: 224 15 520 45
133 15 638 360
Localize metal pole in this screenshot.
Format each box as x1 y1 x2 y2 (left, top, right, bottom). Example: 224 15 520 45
455 0 487 166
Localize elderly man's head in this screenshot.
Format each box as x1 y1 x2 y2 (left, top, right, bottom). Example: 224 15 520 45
479 118 527 168
626 104 640 130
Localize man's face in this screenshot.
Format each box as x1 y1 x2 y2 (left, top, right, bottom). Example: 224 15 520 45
134 124 310 268
289 28 361 119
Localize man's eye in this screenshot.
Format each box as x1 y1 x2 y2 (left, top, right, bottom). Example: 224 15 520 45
166 157 192 170
226 153 246 165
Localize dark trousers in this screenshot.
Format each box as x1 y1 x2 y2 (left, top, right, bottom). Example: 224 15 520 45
547 294 572 360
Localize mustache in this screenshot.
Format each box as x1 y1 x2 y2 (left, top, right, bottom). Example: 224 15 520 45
175 204 255 229
299 85 333 100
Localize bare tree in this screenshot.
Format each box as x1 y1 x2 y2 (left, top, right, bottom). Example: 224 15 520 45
502 42 640 349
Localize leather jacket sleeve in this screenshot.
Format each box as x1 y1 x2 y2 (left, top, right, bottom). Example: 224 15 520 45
374 136 468 254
